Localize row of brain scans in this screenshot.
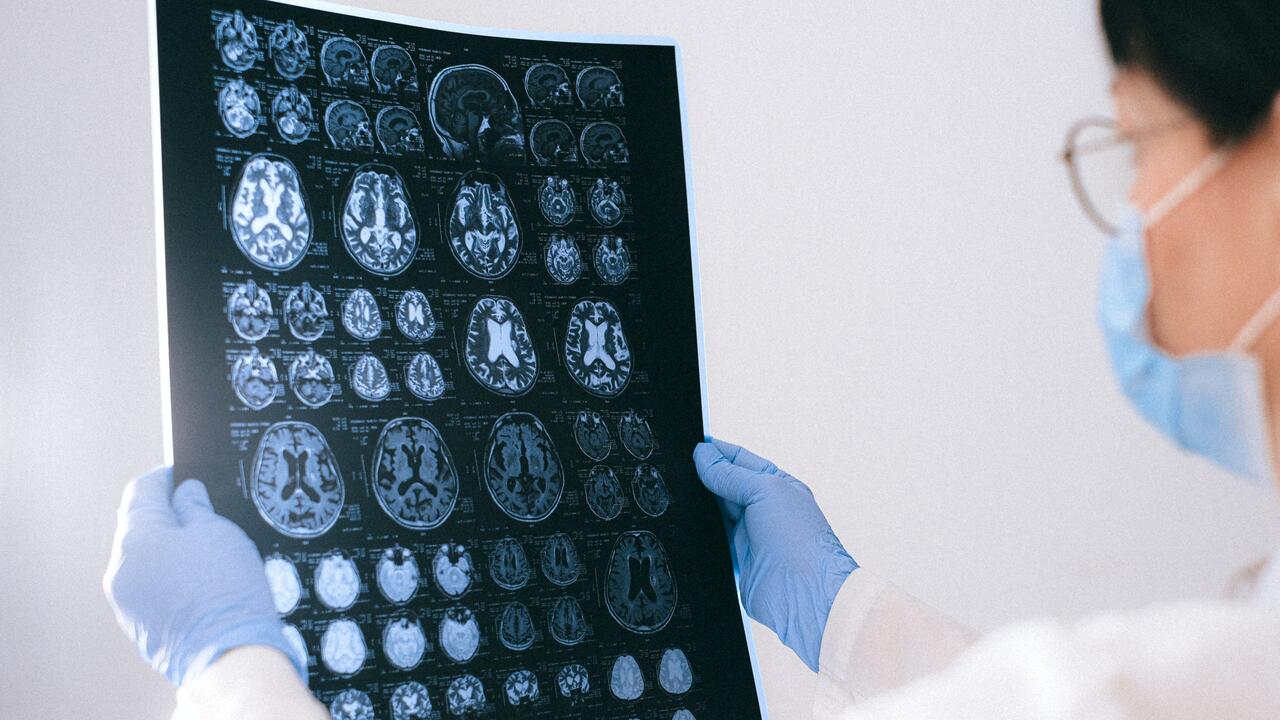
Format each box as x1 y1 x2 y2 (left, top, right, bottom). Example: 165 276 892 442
230 345 444 407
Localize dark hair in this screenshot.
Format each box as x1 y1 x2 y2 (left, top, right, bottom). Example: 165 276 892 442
1100 0 1280 145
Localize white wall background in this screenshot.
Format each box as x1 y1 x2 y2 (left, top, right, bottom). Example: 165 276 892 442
3 1 1278 719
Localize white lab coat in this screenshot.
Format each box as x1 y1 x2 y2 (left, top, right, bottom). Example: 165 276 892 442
813 556 1280 719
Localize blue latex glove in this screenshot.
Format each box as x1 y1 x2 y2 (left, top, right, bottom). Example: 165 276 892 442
693 438 857 672
103 466 305 686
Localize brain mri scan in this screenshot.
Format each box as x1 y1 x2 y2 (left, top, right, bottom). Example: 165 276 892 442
251 421 344 538
340 288 382 341
329 688 374 720
230 154 312 271
439 607 480 663
390 681 432 720
282 623 308 667
632 465 671 517
524 62 572 108
463 297 538 396
375 105 424 155
529 119 579 165
540 532 581 586
268 20 308 79
593 235 631 285
543 233 582 285
226 279 272 342
575 65 624 109
215 10 257 72
589 177 627 227
325 99 374 151
376 545 420 604
404 352 445 401
488 537 531 591
231 347 278 410
428 64 525 162
610 655 645 701
547 596 588 646
618 410 654 459
395 290 436 341
538 175 577 226
382 616 427 670
320 35 369 88
218 78 260 138
283 282 327 341
371 417 459 530
572 410 612 460
504 669 540 707
584 465 624 521
563 298 632 397
605 531 678 634
263 554 302 615
581 122 630 167
432 543 473 598
658 648 693 695
673 711 696 720
556 663 590 702
497 601 535 651
349 353 390 401
341 165 417 275
314 550 360 611
483 412 564 522
446 675 485 716
288 349 335 408
447 171 521 280
271 85 312 144
370 44 418 94
320 618 367 676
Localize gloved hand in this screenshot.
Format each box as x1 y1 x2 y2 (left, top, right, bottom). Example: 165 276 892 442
693 438 857 672
103 466 305 686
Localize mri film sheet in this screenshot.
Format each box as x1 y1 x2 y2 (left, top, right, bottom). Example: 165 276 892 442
154 1 761 718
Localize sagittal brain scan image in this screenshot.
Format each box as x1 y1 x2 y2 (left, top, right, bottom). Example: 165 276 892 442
538 175 577 226
488 536 531 590
231 347 278 410
330 688 375 720
315 550 361 610
341 288 382 341
439 607 481 663
371 417 459 530
432 542 473 598
590 177 627 227
605 531 678 634
349 353 390 401
226 279 272 342
446 675 485 715
321 618 367 676
268 20 308 79
390 681 432 720
611 654 645 701
581 121 630 167
576 65 624 109
563 298 633 396
619 409 654 459
524 62 572 108
483 412 563 522
383 616 427 670
251 421 344 538
320 35 369 88
288 349 335 408
659 648 694 695
540 532 581 586
341 165 417 275
395 290 436 341
593 235 631 285
497 601 535 651
283 282 327 341
375 105 424 155
504 669 540 706
404 352 445 401
325 99 374 150
529 119 579 165
263 554 302 615
585 465 624 521
464 296 538 396
370 44 418 93
573 410 612 460
215 10 257 71
376 545 420 604
547 596 588 646
230 154 312 271
271 85 312 144
218 78 260 138
428 64 525 163
447 171 521 280
557 663 591 702
632 464 671 517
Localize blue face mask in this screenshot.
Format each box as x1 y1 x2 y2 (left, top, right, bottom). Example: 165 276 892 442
1098 149 1280 484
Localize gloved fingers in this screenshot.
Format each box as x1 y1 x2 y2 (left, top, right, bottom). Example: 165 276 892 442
173 478 216 526
118 466 176 530
710 437 783 475
716 494 745 526
730 518 751 580
693 443 769 507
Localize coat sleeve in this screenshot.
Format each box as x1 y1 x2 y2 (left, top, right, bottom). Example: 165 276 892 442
171 646 329 720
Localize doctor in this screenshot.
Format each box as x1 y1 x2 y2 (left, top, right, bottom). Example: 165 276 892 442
104 1 1280 718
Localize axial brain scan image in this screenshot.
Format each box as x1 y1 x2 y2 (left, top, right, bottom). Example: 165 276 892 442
226 279 272 342
573 410 612 460
446 675 485 715
320 35 369 88
585 465 624 521
282 623 308 667
325 99 374 151
404 352 445 401
231 347 278 410
529 119 579 165
632 464 672 517
590 177 627 227
439 607 480 663
464 297 538 396
428 64 525 162
376 545 420 604
605 531 678 634
484 412 564 522
447 171 521 280
349 353 390 401
230 154 312 271
341 288 382 341
371 417 459 530
263 554 302 615
375 105 424 155
497 601 535 651
341 165 417 276
504 669 540 706
390 681 432 720
524 62 572 108
288 349 335 408
321 618 367 676
215 10 257 71
538 175 577 226
547 596 588 646
658 648 694 695
218 78 260 138
610 654 645 701
575 65 624 109
432 543 473 598
488 537 531 591
395 290 436 341
329 688 375 720
563 298 633 396
543 233 582 286
382 616 427 670
268 19 308 79
251 421 344 538
593 234 631 285
370 44 418 93
581 121 630 167
283 282 327 341
619 409 654 459
540 532 581 586
272 85 312 144
314 550 361 611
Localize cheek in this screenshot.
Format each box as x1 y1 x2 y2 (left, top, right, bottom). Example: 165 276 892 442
1144 223 1243 354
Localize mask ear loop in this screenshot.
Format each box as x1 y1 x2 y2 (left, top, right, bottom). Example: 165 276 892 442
1230 286 1280 353
1143 149 1231 227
